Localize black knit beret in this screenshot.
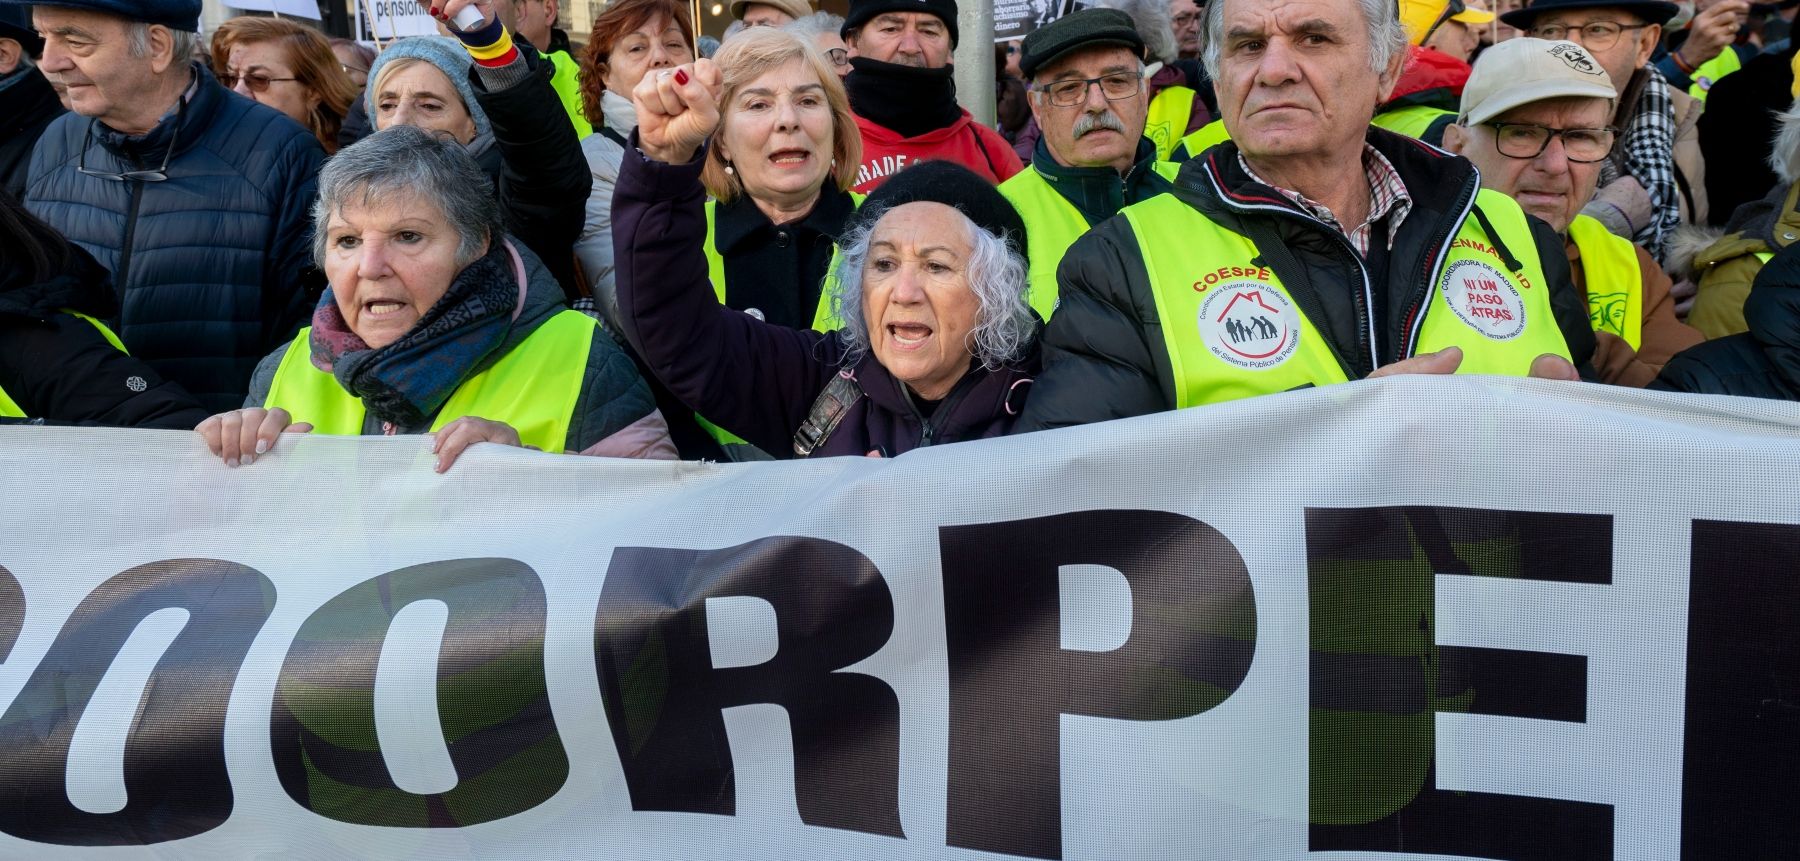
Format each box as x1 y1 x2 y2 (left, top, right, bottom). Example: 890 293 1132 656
854 160 1029 267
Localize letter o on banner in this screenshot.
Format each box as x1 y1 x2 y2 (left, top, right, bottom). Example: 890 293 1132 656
269 558 568 827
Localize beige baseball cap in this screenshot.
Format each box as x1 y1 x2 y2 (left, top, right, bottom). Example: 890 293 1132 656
1459 38 1617 126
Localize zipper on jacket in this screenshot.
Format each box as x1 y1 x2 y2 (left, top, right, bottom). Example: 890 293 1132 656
902 372 980 449
1395 176 1479 362
112 154 147 296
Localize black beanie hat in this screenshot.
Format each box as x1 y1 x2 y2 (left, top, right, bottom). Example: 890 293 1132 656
854 160 1029 267
841 0 960 47
0 4 42 54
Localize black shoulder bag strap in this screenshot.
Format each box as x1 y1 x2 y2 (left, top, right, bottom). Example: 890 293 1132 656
792 371 866 457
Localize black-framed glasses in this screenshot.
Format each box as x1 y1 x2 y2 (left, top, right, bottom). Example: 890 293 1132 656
1526 20 1653 50
1486 121 1618 162
826 47 849 67
1033 71 1143 107
219 70 300 93
340 62 368 76
77 96 184 183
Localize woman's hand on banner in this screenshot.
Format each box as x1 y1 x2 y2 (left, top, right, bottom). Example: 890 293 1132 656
196 408 314 468
633 60 723 166
431 416 533 473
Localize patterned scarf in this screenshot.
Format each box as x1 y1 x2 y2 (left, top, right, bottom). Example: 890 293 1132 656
308 241 521 428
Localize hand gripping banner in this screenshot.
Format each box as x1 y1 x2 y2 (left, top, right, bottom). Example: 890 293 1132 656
0 377 1796 860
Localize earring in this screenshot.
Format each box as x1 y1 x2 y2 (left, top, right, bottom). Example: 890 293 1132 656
724 163 735 176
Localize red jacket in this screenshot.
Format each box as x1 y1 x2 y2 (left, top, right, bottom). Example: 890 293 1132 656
851 109 1024 194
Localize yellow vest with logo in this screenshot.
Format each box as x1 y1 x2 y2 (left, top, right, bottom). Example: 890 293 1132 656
1172 119 1231 162
1689 47 1742 101
1146 86 1198 162
1123 188 1570 408
999 160 1182 319
0 311 127 419
1567 214 1643 350
1370 105 1455 141
544 49 593 139
260 311 596 453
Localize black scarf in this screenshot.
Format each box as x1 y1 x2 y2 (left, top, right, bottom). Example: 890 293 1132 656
845 57 961 137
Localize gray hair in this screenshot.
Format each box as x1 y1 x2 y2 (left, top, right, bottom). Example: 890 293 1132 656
783 10 847 40
1202 0 1408 81
1093 0 1178 65
125 22 199 64
310 125 505 270
829 205 1035 372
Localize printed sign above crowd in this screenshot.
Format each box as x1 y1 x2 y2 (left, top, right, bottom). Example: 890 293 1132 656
0 378 1796 860
995 0 1082 43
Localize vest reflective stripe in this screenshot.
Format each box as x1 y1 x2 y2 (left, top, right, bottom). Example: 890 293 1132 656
0 311 127 419
1370 105 1454 140
1125 187 1568 408
261 311 597 453
1172 119 1231 162
1146 86 1197 162
1755 251 1775 264
1567 213 1643 350
999 161 1181 318
543 50 593 138
1689 47 1743 101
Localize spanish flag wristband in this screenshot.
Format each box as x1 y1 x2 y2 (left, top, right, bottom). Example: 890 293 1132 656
457 20 519 67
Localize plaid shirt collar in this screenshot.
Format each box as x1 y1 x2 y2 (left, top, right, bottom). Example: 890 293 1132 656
1237 143 1413 257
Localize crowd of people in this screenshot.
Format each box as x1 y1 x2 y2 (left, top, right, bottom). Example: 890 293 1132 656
2 0 1798 470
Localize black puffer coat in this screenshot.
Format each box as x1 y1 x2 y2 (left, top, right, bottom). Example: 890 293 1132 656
1652 243 1800 399
24 63 325 413
1 244 209 428
0 66 66 202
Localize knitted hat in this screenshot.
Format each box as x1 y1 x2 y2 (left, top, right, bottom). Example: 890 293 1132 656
364 36 494 144
855 160 1029 266
730 0 813 21
0 3 41 53
1499 0 1679 30
1019 8 1145 80
0 0 199 31
841 0 959 47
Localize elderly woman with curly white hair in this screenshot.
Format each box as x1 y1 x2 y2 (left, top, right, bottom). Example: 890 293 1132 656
612 52 1039 458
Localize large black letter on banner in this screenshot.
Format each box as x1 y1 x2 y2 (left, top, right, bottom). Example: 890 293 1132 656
0 565 21 662
270 558 567 827
595 537 901 837
1306 506 1612 859
940 510 1257 861
1681 520 1800 859
0 559 275 845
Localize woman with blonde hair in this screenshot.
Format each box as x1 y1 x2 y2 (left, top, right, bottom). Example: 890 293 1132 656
211 17 358 154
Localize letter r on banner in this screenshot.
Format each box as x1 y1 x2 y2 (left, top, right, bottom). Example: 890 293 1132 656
939 510 1258 860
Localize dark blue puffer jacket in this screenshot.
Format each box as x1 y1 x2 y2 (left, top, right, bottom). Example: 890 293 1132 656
25 63 325 412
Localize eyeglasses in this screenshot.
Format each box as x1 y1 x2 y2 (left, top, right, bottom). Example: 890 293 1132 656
78 95 185 183
1526 20 1653 50
826 47 849 67
1485 121 1618 162
218 70 300 93
340 63 368 76
1033 71 1143 107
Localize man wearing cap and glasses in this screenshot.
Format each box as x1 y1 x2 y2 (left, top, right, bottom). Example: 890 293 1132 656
998 8 1181 319
0 5 65 200
1018 0 1598 431
1444 37 1701 385
1501 0 1710 260
8 0 325 413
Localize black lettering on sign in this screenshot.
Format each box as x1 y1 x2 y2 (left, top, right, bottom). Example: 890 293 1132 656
595 537 902 837
940 509 1257 860
269 558 567 827
0 565 21 662
0 559 275 845
1682 520 1800 859
1306 506 1612 860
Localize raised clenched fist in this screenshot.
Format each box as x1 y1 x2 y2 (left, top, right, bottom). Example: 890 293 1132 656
632 60 724 166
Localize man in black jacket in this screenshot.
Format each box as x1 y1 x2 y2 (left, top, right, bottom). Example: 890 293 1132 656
0 6 66 201
14 0 324 413
1653 241 1800 399
1018 0 1594 431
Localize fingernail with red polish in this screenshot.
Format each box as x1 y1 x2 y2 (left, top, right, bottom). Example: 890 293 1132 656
674 69 689 85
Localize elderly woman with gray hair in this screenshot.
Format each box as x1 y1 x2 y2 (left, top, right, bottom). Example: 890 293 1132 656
196 126 675 471
613 56 1039 458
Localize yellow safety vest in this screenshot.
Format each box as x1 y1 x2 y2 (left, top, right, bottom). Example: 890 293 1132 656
0 311 127 419
1567 214 1643 350
1171 119 1231 162
544 49 593 139
1146 86 1197 162
998 160 1182 319
1370 105 1455 141
1122 188 1570 408
1689 47 1743 102
261 310 596 453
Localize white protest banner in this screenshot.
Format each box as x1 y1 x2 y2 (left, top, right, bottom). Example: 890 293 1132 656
1 377 1797 860
229 0 324 20
353 0 440 45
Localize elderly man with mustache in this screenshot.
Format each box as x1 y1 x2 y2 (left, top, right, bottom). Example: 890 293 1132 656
998 8 1181 319
1018 0 1602 431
